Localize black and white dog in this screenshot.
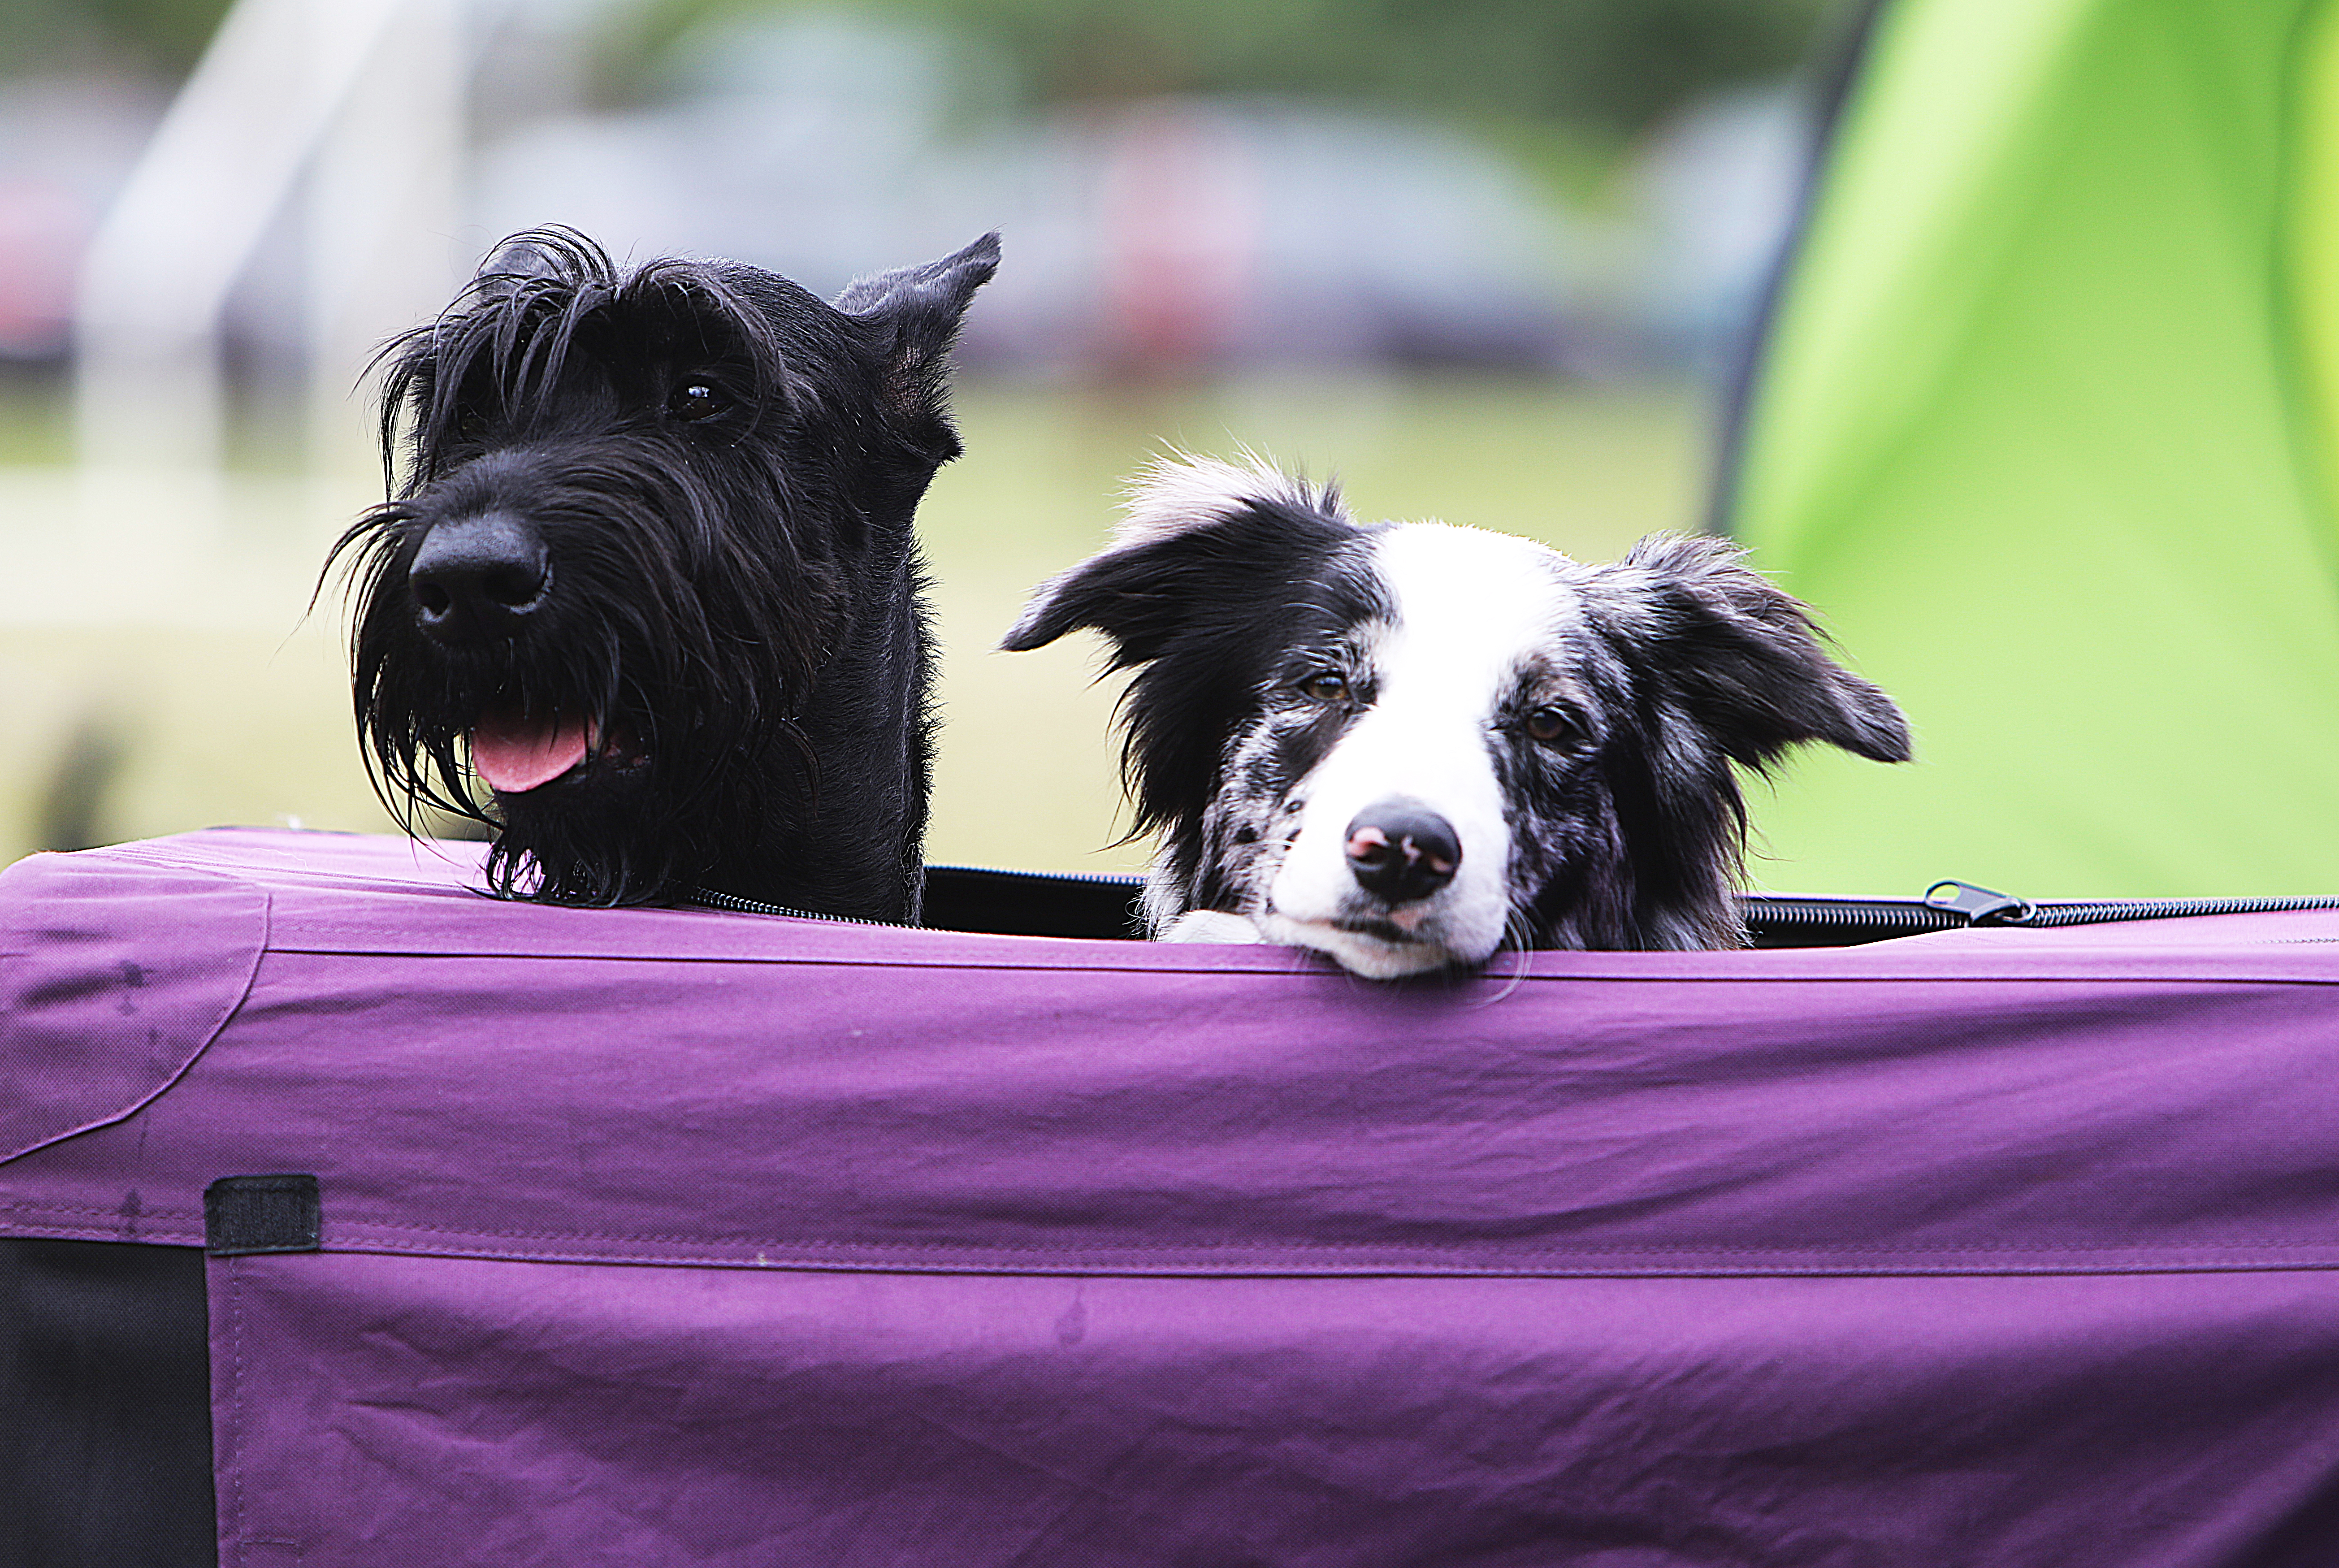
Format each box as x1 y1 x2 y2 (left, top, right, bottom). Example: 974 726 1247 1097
1004 455 1910 976
332 228 996 920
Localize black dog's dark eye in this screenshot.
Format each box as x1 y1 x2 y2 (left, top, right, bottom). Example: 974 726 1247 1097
457 410 491 443
1522 705 1578 746
669 381 725 421
1297 670 1349 704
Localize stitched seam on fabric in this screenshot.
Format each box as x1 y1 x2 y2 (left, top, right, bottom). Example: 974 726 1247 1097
262 945 1353 974
0 1200 202 1227
228 1262 246 1568
0 883 274 1170
0 1221 204 1247
15 1200 2339 1262
261 944 2339 986
317 1218 2339 1257
19 1213 2339 1283
299 1242 2339 1283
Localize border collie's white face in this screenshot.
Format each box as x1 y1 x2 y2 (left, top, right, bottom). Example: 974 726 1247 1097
1222 524 1580 975
1005 456 1910 977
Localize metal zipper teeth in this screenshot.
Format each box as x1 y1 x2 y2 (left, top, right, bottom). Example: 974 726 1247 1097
682 888 914 928
1741 898 1967 936
934 866 1143 888
689 888 1959 937
683 871 1146 936
688 883 2339 937
684 868 1146 929
2017 895 2339 928
936 879 2339 927
1744 894 2339 934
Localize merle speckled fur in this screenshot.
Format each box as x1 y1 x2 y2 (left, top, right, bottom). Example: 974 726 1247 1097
1006 465 1909 959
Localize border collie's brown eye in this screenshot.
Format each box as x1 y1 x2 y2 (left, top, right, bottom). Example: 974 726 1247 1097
1298 670 1349 704
670 381 724 421
1523 705 1578 745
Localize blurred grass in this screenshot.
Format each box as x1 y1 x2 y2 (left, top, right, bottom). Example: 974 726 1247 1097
0 378 70 465
0 375 1709 876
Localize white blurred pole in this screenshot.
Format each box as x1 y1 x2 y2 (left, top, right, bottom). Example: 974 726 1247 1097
72 0 457 537
307 0 469 484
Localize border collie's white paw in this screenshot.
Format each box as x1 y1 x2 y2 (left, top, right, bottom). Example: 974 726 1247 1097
1162 911 1265 944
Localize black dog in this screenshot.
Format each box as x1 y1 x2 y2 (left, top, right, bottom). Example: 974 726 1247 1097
1006 455 1910 976
331 228 997 919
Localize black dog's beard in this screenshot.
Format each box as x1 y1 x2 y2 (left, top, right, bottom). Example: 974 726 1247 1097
334 454 831 907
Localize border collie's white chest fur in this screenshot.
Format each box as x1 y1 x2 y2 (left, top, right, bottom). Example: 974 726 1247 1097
1005 455 1909 977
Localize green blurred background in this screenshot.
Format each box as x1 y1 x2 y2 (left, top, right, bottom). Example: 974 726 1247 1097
0 373 1702 879
1728 0 2339 900
2 0 1850 882
21 1 2339 910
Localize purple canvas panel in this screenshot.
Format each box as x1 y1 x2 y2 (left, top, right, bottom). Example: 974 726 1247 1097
11 829 2339 1565
210 1254 2339 1568
210 1251 2339 1567
0 851 264 1164
8 829 2339 1275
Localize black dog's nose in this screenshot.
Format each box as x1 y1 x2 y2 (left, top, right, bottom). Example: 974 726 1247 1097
409 512 550 641
1343 801 1461 904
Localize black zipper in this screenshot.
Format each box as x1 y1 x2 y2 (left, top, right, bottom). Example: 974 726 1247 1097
686 866 1148 939
689 874 2339 949
683 888 913 927
2010 894 2339 927
1742 881 2339 947
1739 895 1967 945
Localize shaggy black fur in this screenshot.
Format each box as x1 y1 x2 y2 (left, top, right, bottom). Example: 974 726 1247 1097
1006 467 1910 958
329 228 996 918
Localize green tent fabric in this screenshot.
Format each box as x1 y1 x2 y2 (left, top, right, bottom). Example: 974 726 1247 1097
1725 0 2339 898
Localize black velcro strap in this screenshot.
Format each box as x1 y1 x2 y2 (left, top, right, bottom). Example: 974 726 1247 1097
203 1175 321 1256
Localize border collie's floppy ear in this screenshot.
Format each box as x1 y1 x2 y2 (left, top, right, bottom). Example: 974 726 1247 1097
1590 533 1911 768
833 232 1000 449
1001 454 1356 665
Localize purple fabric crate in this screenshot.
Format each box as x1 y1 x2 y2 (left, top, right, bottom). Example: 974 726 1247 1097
9 827 2339 1564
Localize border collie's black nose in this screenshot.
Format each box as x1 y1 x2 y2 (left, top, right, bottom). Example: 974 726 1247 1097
410 512 550 641
1343 801 1460 904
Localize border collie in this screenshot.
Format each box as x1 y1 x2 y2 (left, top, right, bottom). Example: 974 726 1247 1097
1003 455 1911 976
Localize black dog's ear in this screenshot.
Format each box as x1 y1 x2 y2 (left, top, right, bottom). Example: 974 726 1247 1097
834 232 1000 445
833 230 1000 321
1590 533 1911 769
1001 454 1358 664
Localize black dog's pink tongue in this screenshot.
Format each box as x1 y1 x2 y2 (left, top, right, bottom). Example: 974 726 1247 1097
471 708 591 794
